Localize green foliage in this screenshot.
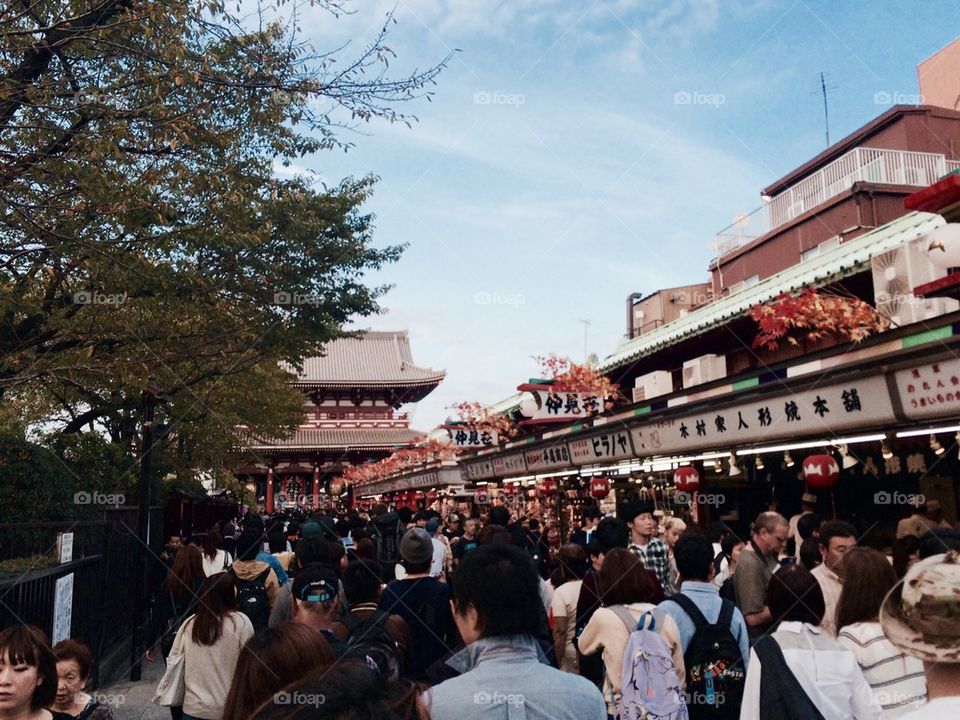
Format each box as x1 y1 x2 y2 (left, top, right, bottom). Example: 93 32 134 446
0 2 447 474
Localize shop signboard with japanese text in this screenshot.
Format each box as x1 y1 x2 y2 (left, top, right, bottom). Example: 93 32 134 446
519 389 602 422
524 442 572 472
463 458 496 482
893 357 960 420
630 376 895 456
491 453 527 478
446 427 499 449
567 429 634 466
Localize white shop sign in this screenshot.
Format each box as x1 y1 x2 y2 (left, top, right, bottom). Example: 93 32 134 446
464 458 496 481
519 389 602 422
567 429 634 466
447 427 499 448
491 453 527 477
523 442 572 472
893 357 960 420
631 375 895 456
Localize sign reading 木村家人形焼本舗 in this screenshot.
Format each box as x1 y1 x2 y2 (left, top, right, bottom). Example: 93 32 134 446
628 375 894 457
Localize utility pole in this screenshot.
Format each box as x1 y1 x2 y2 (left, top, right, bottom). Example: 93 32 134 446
130 377 167 681
578 319 591 364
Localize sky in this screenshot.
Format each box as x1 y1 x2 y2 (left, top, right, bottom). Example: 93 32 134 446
278 0 960 430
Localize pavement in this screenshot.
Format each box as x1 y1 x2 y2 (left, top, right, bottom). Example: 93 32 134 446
95 657 169 720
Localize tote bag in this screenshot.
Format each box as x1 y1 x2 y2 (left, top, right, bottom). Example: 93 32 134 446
153 616 192 706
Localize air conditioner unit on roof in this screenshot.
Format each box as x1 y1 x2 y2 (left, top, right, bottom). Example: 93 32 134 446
871 236 959 327
633 371 673 402
682 354 727 389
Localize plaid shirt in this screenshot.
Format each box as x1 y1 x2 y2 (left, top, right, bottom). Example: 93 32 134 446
628 538 671 590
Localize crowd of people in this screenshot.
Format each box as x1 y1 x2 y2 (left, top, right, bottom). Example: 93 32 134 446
2 498 959 720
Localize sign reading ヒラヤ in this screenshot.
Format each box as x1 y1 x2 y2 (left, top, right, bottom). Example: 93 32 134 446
630 376 894 456
567 429 634 466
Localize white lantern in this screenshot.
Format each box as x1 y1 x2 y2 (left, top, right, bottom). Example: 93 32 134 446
926 224 960 270
518 392 541 418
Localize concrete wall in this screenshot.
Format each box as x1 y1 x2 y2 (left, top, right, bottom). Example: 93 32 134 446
919 38 960 112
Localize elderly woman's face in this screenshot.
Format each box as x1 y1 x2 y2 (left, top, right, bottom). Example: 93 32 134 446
55 658 85 707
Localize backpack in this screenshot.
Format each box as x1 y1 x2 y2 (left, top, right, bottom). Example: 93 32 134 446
370 514 403 580
611 606 689 720
662 595 745 719
232 567 271 630
342 610 403 680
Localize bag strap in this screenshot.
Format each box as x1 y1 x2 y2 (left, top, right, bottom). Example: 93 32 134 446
717 598 735 629
610 604 637 633
754 636 828 720
663 593 709 630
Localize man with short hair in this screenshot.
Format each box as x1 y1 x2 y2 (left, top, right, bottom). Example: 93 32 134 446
379 528 456 681
734 511 788 638
789 493 818 559
659 533 750 666
622 500 671 591
812 520 857 636
570 507 602 548
425 543 606 720
452 517 479 569
331 559 410 666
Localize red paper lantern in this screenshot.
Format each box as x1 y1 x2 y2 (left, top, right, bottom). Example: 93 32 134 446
673 466 701 493
590 476 611 499
802 454 840 489
539 478 558 497
503 484 518 497
426 490 438 503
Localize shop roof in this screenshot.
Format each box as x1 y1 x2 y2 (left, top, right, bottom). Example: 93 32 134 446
246 427 424 451
287 331 445 388
599 211 945 374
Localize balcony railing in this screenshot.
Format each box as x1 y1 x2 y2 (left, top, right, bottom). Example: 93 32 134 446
714 148 956 258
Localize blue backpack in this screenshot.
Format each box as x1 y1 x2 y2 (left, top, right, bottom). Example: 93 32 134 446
611 606 689 720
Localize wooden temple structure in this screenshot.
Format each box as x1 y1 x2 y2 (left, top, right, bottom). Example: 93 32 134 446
238 331 444 512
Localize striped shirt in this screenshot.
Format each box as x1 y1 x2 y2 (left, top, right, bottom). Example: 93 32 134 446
838 621 927 718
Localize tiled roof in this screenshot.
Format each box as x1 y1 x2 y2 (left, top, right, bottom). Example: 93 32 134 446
246 427 425 450
599 211 946 373
290 331 445 387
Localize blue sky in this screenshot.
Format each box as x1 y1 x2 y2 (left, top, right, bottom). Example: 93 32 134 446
283 0 960 430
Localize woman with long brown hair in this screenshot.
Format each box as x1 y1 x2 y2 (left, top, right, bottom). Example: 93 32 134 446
578 548 684 717
200 528 231 577
164 572 253 720
836 547 927 718
148 544 204 720
221 622 334 720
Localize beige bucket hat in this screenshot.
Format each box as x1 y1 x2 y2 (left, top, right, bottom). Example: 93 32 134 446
879 550 960 663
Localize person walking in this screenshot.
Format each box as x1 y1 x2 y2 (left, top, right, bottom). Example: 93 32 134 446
51 640 114 719
549 543 588 673
811 521 857 636
623 501 672 593
200 529 231 577
167 572 254 720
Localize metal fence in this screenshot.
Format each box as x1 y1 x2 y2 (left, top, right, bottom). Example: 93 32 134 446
0 510 165 686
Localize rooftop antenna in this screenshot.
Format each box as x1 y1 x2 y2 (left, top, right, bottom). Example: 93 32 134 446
578 319 591 364
812 72 838 148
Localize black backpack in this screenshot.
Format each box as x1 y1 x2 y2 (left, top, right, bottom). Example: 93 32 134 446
232 567 271 630
664 594 745 719
342 610 403 680
370 514 403 579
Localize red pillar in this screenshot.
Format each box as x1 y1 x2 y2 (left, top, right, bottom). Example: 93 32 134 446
266 467 275 513
312 466 320 510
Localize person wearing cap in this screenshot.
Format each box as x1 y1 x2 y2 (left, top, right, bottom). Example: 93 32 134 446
789 493 818 559
880 550 960 719
570 506 603 549
290 564 352 659
378 528 457 681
